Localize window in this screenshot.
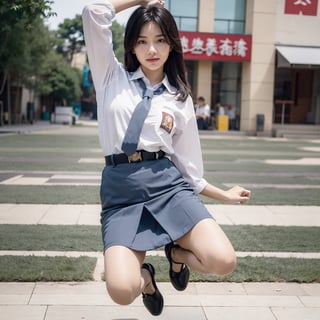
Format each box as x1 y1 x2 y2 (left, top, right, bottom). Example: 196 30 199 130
165 0 198 31
214 0 246 34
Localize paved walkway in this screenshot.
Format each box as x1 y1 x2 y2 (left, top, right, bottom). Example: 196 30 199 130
1 281 320 320
0 121 63 134
1 203 319 227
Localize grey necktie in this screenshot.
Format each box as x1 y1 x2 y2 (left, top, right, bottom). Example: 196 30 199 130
121 79 165 156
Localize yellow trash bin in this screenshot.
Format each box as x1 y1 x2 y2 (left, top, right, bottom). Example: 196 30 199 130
217 115 229 131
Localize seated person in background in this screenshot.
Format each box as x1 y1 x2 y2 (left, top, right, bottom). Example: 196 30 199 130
215 101 226 116
195 96 211 130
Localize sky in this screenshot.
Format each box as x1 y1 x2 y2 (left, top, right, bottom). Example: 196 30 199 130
47 0 135 30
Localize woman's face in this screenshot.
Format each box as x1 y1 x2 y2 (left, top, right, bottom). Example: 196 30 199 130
133 21 170 81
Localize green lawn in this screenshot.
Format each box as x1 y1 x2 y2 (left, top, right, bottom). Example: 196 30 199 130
0 225 319 253
0 255 318 283
1 184 320 205
0 256 96 282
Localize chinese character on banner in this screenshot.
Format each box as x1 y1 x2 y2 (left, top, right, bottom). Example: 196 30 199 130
179 32 252 62
285 0 318 16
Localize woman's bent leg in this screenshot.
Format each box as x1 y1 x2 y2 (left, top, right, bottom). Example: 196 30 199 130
104 245 149 305
174 219 236 276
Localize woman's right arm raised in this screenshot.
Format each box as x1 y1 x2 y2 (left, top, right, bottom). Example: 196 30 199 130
82 1 142 89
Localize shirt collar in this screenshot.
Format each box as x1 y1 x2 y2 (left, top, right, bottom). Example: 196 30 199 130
128 67 177 95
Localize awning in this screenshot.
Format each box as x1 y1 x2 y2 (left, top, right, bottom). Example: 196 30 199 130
276 45 320 68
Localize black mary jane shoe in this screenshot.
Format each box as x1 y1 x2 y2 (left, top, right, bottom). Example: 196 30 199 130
164 242 190 291
141 263 164 316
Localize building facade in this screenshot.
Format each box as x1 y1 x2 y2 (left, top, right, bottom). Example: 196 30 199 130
166 0 320 133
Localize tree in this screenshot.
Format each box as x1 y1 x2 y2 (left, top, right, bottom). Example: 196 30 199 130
44 54 82 106
0 0 55 93
0 0 55 123
55 15 125 65
56 15 85 64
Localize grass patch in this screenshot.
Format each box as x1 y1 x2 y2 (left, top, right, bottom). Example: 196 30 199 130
92 256 320 283
0 225 102 251
149 256 320 283
194 257 320 283
242 188 320 206
2 255 319 283
222 225 320 252
200 188 320 205
0 134 100 149
0 256 96 282
1 184 320 205
0 185 100 204
0 225 319 253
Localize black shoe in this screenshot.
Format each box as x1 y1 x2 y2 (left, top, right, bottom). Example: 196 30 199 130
141 263 164 316
164 242 190 291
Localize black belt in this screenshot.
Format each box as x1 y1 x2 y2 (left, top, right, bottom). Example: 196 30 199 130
105 150 165 166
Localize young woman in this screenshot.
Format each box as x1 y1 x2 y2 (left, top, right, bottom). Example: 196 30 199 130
82 0 250 316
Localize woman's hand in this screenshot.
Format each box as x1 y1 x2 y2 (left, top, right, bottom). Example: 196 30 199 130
200 183 251 204
111 0 165 13
142 0 165 6
223 185 251 204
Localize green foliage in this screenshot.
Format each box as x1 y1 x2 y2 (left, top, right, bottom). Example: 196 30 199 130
55 15 124 64
8 18 57 97
0 11 54 72
0 0 55 33
56 14 85 64
0 0 83 109
0 15 81 105
110 21 125 63
44 54 82 104
0 0 56 98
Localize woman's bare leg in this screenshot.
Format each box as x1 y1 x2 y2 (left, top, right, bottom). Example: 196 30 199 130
173 218 236 276
104 245 154 305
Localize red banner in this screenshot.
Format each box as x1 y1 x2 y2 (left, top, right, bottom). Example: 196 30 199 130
179 32 252 62
284 0 318 16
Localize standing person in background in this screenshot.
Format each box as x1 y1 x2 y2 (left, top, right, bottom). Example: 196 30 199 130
227 104 236 130
195 96 211 130
83 0 251 316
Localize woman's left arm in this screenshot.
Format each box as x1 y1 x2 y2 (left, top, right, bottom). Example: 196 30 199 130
200 183 251 204
171 97 208 194
172 97 251 203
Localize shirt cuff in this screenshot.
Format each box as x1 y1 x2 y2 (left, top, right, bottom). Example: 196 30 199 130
193 178 208 195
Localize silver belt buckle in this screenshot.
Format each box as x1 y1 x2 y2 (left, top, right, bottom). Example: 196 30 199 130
128 151 142 163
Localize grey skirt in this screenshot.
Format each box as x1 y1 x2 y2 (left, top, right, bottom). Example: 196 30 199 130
100 157 213 251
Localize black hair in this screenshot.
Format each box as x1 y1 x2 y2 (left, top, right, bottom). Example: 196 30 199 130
124 5 190 102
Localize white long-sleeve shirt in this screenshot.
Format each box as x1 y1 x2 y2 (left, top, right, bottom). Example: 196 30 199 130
82 1 208 194
195 104 211 118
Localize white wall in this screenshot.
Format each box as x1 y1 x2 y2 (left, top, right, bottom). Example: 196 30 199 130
276 0 320 45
